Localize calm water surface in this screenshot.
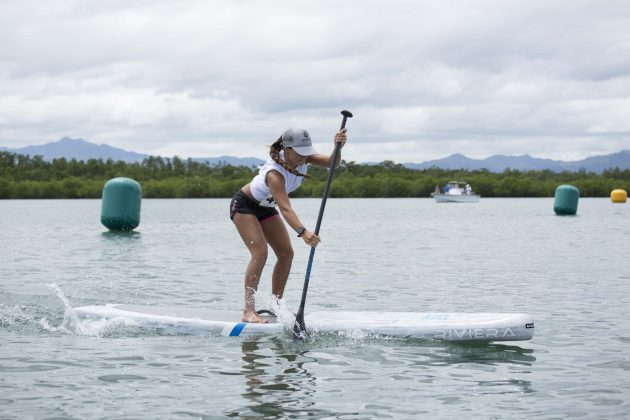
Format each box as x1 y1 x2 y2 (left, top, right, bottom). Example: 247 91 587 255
1 198 629 418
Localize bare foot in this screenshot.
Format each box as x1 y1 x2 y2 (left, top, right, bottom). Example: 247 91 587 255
242 310 268 323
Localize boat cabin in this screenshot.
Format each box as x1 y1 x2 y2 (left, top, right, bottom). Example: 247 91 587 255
443 181 473 196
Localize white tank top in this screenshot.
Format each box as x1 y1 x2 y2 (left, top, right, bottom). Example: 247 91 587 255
250 151 308 207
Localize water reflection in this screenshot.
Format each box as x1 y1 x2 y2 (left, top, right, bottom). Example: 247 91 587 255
224 336 344 418
441 342 537 366
402 341 537 395
224 335 536 418
100 230 141 240
99 230 143 265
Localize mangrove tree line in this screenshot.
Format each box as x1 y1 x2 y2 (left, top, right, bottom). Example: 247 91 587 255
1 151 628 199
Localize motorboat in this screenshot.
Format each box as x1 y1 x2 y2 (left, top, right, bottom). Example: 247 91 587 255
431 181 480 203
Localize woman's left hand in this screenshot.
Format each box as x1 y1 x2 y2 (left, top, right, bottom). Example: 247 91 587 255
334 128 347 148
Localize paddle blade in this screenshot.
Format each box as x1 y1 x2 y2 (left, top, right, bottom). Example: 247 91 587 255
292 312 306 340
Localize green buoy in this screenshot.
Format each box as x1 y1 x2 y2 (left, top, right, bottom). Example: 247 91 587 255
101 177 142 230
554 184 579 216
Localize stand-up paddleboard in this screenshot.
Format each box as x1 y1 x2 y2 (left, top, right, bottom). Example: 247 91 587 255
74 304 535 342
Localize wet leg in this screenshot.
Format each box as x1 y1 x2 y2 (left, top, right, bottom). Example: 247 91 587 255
261 215 294 300
233 213 269 323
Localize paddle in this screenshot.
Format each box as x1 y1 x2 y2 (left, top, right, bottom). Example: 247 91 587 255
293 109 353 340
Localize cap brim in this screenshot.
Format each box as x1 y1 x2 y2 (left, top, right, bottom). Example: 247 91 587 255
292 145 318 156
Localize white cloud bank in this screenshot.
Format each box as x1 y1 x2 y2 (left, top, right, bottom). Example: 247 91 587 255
1 0 629 162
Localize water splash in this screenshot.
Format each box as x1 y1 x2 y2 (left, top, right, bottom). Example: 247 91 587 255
269 296 296 327
0 302 43 331
45 283 83 333
44 284 142 337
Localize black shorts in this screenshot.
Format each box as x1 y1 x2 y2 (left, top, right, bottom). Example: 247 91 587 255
230 190 279 221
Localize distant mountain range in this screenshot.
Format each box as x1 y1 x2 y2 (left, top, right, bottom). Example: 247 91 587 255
404 150 630 173
1 137 629 173
0 137 266 167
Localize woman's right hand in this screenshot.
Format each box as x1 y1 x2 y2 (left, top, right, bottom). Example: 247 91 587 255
301 230 320 247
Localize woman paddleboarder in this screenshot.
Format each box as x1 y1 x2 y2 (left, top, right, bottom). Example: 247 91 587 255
230 127 348 323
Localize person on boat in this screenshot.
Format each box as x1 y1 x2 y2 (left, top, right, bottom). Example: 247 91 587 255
466 184 472 195
230 126 348 323
444 183 450 193
434 185 440 194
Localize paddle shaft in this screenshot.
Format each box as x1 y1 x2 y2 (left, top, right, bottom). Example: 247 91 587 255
293 110 352 340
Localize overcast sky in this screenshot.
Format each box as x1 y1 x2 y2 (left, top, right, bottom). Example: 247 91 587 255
1 0 629 163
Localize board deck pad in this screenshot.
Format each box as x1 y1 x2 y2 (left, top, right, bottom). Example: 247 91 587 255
74 304 535 342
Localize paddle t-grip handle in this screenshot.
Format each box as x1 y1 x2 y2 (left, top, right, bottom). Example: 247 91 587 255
340 110 353 130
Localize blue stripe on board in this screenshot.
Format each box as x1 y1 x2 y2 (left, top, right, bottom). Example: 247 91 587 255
229 322 246 336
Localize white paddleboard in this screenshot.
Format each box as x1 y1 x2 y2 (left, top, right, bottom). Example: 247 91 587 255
74 304 534 342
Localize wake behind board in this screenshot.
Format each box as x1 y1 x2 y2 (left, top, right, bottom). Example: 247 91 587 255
74 304 534 342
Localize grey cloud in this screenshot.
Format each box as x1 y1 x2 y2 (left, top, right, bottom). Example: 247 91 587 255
1 0 630 162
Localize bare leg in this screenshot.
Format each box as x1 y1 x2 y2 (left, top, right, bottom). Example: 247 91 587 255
233 213 268 323
261 215 294 299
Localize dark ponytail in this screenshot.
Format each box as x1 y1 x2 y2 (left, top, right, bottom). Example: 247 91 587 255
269 137 309 178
